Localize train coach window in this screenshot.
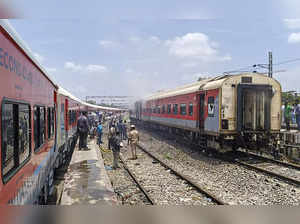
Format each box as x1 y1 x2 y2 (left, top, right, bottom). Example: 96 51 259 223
189 103 193 116
162 105 166 114
40 107 46 145
51 108 55 138
34 106 46 151
48 107 55 139
180 104 186 115
72 111 74 123
2 103 16 177
173 104 178 115
167 104 171 114
68 111 72 125
72 111 75 124
48 108 51 139
18 104 30 165
2 102 31 181
157 106 160 114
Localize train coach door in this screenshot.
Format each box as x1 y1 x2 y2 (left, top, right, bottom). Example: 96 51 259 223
237 84 272 131
199 94 205 129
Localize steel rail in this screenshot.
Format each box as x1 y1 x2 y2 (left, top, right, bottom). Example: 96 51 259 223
135 123 300 189
119 155 155 205
232 159 300 187
238 150 300 171
136 144 227 205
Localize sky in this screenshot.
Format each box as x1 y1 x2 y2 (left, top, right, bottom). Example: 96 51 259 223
3 0 300 100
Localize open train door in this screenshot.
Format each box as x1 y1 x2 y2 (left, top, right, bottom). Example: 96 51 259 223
237 84 272 132
198 93 205 129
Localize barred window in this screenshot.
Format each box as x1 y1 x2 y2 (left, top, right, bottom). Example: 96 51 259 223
48 107 55 139
189 103 193 116
2 101 31 182
167 104 171 114
18 104 30 164
173 104 178 115
180 104 186 115
68 111 72 125
34 105 46 151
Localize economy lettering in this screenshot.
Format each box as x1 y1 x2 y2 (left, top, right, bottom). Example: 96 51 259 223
0 46 35 85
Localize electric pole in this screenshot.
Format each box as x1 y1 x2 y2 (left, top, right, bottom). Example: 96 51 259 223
268 51 273 78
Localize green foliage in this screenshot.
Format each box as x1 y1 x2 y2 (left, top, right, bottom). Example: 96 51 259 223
282 92 300 105
86 100 97 105
198 77 207 81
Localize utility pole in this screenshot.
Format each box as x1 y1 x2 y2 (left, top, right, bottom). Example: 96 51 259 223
268 51 273 78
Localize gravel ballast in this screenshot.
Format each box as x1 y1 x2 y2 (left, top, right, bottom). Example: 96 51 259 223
137 127 300 205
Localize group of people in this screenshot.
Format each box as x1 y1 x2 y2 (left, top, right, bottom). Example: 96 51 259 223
77 111 104 150
76 111 140 169
108 118 139 169
283 100 300 131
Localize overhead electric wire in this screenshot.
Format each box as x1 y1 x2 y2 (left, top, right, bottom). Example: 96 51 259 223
223 65 256 74
223 57 300 75
273 58 300 66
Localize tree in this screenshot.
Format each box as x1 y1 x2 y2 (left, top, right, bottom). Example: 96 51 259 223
282 92 300 105
87 100 97 105
198 76 210 81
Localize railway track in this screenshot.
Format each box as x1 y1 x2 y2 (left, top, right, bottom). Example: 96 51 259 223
238 150 300 171
120 145 226 205
230 151 300 187
119 155 155 205
134 124 300 204
137 124 300 188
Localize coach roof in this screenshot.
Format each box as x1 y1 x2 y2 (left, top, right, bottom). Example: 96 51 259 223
145 73 277 100
0 20 57 88
145 75 228 100
58 86 123 111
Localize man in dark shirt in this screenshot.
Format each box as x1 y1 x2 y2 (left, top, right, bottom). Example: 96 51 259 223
77 111 89 150
111 130 123 169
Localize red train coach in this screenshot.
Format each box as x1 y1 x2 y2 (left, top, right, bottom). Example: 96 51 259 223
133 73 282 153
56 87 82 165
0 20 57 204
0 20 125 205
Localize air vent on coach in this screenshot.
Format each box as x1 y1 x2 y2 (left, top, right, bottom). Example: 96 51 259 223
241 77 252 83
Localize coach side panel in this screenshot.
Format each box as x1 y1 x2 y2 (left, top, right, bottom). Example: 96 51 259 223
0 26 56 204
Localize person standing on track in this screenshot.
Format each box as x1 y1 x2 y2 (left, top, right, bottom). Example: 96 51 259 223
108 122 116 150
123 120 128 140
128 125 139 160
295 99 300 131
284 101 292 131
111 130 123 169
77 111 89 150
117 120 124 139
96 122 103 145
